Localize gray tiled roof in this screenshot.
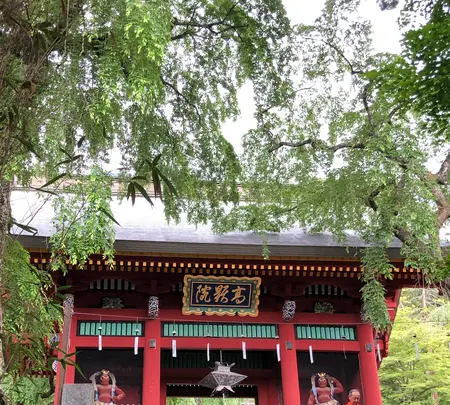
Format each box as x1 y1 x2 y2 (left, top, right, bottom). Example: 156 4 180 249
12 189 403 258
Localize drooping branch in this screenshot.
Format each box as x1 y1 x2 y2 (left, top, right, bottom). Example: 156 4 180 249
160 76 202 123
305 37 363 75
268 138 365 154
171 3 246 40
387 105 402 124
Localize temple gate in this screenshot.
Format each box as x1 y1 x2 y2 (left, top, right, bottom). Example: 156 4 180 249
20 241 418 405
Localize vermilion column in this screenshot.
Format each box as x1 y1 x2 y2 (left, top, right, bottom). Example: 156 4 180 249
142 319 161 405
358 324 383 405
258 381 270 405
160 379 166 405
54 294 75 405
279 324 301 405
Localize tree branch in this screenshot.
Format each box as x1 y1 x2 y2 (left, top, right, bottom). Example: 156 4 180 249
387 105 402 125
171 3 246 39
268 139 313 153
362 83 375 134
268 139 365 154
434 151 450 185
305 37 363 75
160 76 202 123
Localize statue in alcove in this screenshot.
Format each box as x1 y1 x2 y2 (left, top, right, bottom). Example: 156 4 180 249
90 369 126 405
307 372 344 405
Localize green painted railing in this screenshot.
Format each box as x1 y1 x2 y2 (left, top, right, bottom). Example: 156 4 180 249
161 322 277 338
295 325 357 341
77 321 144 336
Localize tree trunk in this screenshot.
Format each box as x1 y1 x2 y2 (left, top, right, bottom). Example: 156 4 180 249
422 288 427 308
0 179 12 386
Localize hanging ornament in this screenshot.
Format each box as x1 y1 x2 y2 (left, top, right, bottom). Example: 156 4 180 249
207 343 210 362
309 345 314 364
172 339 177 358
242 342 247 360
276 343 281 362
98 322 102 351
134 324 139 355
377 343 382 362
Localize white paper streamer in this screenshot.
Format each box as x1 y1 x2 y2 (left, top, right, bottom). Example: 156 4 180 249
172 339 177 358
98 335 102 351
134 336 139 355
377 343 382 362
207 343 210 361
309 345 314 364
415 342 419 360
242 342 247 360
276 343 281 362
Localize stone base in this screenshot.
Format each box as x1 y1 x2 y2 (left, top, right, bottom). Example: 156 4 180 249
62 384 94 405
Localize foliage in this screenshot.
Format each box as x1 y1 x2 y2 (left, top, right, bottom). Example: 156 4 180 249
211 0 450 330
380 289 450 404
1 238 61 403
1 376 53 405
370 0 450 142
50 166 115 271
0 0 293 402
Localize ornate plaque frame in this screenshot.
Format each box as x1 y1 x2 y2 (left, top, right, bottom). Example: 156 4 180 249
182 275 261 317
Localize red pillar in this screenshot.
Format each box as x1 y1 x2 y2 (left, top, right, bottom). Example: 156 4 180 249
160 379 166 405
358 324 383 405
268 379 279 405
142 319 161 405
258 380 270 405
279 324 301 405
64 313 78 384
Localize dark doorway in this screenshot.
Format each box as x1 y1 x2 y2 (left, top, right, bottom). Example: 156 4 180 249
298 352 360 405
166 385 258 398
75 348 143 405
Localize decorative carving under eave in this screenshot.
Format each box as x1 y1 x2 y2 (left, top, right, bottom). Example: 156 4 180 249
63 294 74 314
101 297 124 309
148 296 159 319
282 300 296 322
314 302 335 314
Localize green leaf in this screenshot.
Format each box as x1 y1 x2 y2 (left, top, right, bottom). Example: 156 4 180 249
39 173 67 189
151 168 162 198
127 182 136 205
157 170 178 197
11 220 38 235
152 153 162 167
13 137 42 159
30 186 58 196
132 181 154 206
56 155 82 166
77 136 86 148
98 207 121 226
56 285 72 291
59 148 73 159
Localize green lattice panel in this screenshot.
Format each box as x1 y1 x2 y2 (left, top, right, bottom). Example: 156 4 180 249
295 325 357 340
77 321 144 336
161 322 277 338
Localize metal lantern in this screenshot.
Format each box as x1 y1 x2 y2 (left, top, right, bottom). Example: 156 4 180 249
199 361 247 397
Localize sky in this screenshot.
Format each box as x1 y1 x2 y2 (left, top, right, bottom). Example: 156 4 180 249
221 0 403 155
